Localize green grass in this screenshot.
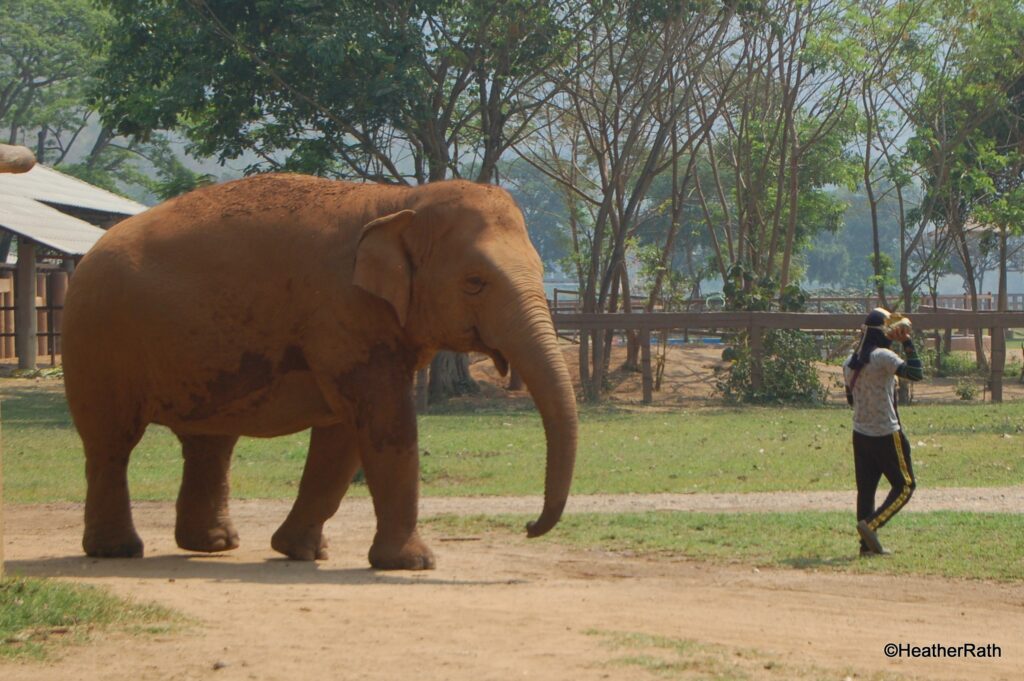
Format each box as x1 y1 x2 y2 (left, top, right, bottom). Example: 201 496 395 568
428 511 1024 581
2 383 1023 502
0 577 179 660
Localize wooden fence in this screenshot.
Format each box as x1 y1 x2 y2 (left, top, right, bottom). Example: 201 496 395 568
0 264 69 366
551 311 1024 404
550 289 1024 314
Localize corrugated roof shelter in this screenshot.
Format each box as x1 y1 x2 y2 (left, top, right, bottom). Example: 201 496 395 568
0 164 147 255
0 163 149 370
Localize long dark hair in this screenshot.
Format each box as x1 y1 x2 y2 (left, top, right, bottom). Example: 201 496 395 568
848 327 892 370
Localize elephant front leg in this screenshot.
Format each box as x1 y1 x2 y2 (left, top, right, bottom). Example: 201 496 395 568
360 395 435 571
174 433 240 553
272 420 362 561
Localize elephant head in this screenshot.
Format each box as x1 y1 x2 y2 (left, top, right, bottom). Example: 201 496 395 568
0 144 35 174
352 181 577 537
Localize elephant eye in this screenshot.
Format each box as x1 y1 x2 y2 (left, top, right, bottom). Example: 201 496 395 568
463 276 487 295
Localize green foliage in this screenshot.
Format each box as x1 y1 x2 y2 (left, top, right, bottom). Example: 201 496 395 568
95 0 582 182
0 577 178 659
717 270 825 405
0 0 213 201
499 159 573 275
0 0 109 139
717 329 828 405
935 351 983 377
954 378 979 401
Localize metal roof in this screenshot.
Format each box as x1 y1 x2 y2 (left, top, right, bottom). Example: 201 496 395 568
0 164 148 256
0 164 147 215
0 195 110 256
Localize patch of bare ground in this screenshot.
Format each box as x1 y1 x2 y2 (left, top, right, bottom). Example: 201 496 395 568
470 342 1024 406
3 497 1022 681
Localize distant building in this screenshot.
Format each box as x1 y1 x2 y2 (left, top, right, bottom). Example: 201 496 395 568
0 165 147 369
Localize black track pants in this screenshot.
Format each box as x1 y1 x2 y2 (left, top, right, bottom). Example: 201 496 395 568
853 429 916 540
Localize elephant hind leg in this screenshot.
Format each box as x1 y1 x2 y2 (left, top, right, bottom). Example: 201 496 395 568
272 421 361 561
81 419 146 558
174 433 240 553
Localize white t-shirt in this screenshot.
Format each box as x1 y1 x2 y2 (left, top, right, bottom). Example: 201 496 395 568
843 348 904 437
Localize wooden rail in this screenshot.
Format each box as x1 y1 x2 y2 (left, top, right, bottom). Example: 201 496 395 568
549 290 1024 314
552 311 1024 404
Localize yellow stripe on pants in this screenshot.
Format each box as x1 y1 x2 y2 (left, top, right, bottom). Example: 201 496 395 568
868 432 913 531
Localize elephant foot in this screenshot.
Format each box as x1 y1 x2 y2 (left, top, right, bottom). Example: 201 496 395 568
368 532 435 571
271 522 328 561
175 521 240 554
83 527 144 559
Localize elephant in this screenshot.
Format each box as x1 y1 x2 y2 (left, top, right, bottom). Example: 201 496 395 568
0 144 36 173
61 174 577 570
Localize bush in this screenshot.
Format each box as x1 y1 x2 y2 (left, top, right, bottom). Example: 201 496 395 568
717 329 827 404
954 378 978 401
936 351 982 377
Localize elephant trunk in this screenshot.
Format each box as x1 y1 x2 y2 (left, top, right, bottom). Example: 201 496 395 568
491 292 578 538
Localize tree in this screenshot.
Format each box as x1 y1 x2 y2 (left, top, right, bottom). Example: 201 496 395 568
693 0 860 307
516 1 741 399
900 0 1024 367
1 0 208 200
96 0 587 402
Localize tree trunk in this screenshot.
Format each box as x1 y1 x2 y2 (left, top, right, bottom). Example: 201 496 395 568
427 351 478 403
414 368 429 412
997 226 1008 313
579 331 596 402
36 128 46 165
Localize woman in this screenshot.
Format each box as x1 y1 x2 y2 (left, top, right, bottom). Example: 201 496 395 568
843 308 923 556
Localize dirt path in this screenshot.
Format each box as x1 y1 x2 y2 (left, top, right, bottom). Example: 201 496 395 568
3 490 1022 681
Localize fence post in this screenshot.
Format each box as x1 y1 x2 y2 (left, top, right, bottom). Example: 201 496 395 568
749 322 764 392
640 328 653 404
989 326 1005 403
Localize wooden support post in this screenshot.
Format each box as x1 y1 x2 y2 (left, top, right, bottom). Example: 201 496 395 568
749 323 764 392
36 271 47 357
0 274 12 359
51 270 68 358
15 239 37 370
989 326 1005 403
640 328 653 404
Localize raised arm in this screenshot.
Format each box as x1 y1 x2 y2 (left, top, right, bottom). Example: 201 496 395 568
896 338 924 382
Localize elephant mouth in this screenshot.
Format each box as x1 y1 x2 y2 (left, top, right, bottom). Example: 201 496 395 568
471 327 509 376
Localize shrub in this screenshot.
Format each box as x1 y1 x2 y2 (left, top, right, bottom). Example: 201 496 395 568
717 329 827 404
954 378 978 401
936 351 981 377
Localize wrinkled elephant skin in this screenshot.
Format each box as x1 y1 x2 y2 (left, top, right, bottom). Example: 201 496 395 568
62 174 577 570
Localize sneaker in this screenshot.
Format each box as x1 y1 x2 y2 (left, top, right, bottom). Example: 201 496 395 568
859 546 892 557
857 520 886 554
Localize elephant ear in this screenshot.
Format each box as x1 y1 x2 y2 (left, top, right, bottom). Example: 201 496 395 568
353 209 417 326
